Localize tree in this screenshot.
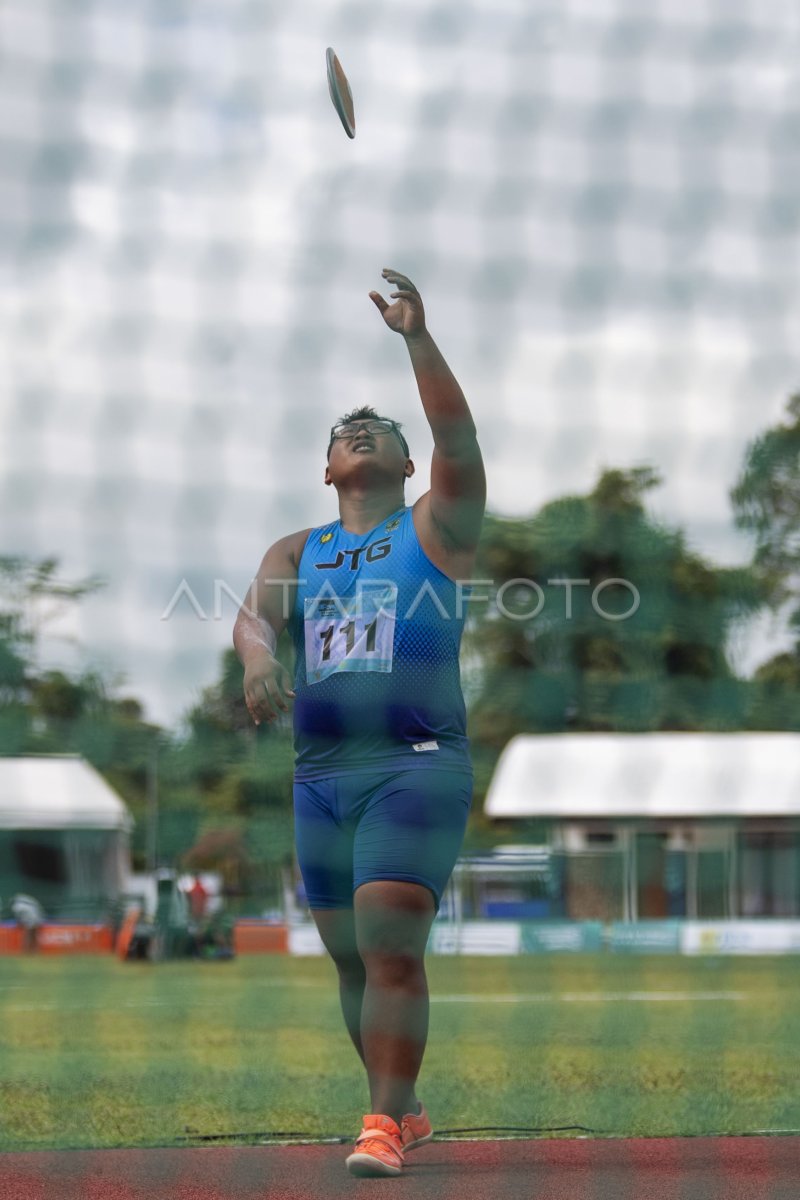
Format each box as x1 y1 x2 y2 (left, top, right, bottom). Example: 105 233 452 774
731 392 800 607
731 393 800 726
746 651 800 731
466 467 762 755
0 556 106 753
167 646 294 846
0 555 104 667
187 648 253 738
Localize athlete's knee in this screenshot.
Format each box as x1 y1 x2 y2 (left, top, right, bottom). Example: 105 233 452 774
361 947 427 992
357 916 431 964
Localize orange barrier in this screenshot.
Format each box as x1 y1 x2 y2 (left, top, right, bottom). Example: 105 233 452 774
0 924 24 954
115 907 141 960
37 924 114 955
232 922 289 955
2 918 289 956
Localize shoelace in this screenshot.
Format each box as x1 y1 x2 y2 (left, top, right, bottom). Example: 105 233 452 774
354 1131 403 1161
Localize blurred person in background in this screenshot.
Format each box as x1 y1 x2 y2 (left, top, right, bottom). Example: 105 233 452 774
188 875 208 920
11 893 45 953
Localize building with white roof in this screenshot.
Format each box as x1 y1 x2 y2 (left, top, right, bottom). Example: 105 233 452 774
474 733 800 922
0 755 133 920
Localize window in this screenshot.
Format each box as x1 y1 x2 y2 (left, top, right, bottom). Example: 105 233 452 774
13 839 67 884
739 830 800 917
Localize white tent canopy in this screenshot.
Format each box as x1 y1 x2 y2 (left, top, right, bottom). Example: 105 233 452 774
484 733 800 820
0 756 134 832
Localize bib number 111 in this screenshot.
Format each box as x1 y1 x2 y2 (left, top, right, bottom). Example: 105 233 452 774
319 617 377 661
304 588 396 684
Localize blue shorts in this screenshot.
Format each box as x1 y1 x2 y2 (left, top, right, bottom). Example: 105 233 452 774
293 768 473 911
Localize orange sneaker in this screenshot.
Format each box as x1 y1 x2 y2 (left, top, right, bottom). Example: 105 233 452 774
346 1114 405 1178
400 1102 433 1152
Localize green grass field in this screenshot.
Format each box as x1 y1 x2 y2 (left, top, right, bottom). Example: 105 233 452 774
2 952 800 1152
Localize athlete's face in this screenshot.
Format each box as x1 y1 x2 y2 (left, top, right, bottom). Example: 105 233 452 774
325 420 414 488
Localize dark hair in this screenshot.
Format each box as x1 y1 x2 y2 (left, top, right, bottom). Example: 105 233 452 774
326 405 410 459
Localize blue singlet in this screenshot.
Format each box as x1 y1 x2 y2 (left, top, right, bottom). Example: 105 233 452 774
288 504 472 780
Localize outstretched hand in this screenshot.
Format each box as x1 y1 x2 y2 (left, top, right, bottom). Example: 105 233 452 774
369 268 426 338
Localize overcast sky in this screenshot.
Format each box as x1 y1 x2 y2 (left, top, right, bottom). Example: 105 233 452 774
1 0 799 725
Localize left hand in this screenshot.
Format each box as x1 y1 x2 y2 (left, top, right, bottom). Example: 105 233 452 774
369 268 426 338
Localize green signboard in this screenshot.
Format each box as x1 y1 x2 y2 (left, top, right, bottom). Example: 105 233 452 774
608 921 682 953
520 921 605 953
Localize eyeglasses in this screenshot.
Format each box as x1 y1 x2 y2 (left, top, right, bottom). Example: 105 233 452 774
327 418 409 457
330 419 400 441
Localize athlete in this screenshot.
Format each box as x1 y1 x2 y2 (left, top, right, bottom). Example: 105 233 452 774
233 268 486 1177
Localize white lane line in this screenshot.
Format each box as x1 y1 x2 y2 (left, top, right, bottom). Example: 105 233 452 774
431 991 748 1003
3 990 748 1013
4 1000 173 1011
3 988 327 1012
253 980 327 988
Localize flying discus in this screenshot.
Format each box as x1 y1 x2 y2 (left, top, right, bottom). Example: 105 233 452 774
326 47 356 138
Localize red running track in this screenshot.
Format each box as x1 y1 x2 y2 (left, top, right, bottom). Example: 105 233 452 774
1 1137 798 1200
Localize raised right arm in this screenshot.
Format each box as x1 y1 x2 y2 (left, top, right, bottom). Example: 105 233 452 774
233 529 310 725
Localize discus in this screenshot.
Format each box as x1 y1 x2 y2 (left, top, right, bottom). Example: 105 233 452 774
326 47 356 139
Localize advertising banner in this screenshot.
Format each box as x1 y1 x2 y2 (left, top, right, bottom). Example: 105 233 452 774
521 922 604 954
681 921 800 956
608 922 682 954
38 924 114 955
428 921 522 956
